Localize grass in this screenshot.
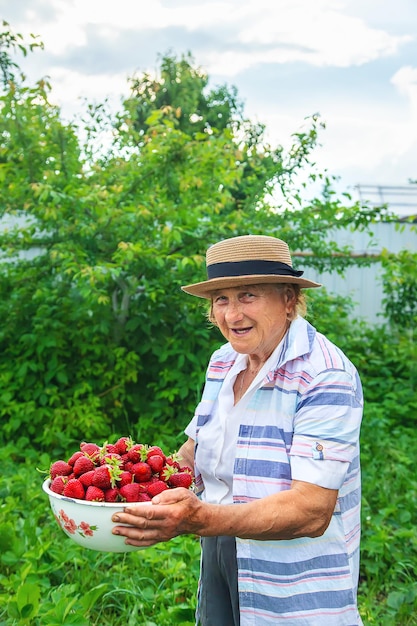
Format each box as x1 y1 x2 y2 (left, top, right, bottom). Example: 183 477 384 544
1 407 416 625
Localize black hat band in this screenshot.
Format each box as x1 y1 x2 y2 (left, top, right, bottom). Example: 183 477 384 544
207 260 304 279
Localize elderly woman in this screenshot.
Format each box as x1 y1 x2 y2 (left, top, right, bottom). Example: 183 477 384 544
112 235 364 626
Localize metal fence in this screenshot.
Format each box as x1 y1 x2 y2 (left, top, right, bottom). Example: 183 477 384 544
304 221 417 324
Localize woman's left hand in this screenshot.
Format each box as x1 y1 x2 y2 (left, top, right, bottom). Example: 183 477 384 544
111 487 203 547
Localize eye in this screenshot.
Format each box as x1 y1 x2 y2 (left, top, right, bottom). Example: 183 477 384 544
239 291 257 302
213 294 228 305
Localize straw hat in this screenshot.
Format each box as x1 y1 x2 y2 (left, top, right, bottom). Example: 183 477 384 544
181 235 321 298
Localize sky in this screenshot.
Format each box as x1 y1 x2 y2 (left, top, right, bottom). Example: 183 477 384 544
2 0 417 208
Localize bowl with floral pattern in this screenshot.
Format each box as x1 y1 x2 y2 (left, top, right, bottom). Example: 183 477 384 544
42 479 150 552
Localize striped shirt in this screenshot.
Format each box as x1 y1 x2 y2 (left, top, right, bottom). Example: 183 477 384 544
186 316 364 625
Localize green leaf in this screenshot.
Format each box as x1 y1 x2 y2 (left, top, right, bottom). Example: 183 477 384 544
16 582 41 619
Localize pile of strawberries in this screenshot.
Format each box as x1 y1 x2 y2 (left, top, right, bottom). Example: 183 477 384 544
48 437 194 503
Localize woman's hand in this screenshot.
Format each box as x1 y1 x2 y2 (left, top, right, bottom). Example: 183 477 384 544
112 479 338 547
112 487 203 547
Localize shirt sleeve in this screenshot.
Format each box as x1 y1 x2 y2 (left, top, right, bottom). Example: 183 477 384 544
184 415 197 440
290 456 350 489
288 367 363 490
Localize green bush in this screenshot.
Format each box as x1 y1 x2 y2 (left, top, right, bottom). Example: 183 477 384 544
1 303 417 625
0 442 200 625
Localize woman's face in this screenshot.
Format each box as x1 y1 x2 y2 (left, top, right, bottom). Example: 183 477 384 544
210 284 293 360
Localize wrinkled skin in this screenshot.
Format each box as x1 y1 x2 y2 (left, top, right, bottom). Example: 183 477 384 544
112 477 338 547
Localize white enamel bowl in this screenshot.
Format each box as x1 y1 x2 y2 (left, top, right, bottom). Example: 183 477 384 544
42 479 150 552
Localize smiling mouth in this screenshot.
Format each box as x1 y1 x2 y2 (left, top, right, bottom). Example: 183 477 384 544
231 327 252 336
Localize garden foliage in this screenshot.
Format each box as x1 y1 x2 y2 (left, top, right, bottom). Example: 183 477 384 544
0 22 416 624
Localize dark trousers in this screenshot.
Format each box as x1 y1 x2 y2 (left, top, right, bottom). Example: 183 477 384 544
197 536 240 626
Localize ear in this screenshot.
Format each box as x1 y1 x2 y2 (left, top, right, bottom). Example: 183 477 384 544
208 302 219 326
283 285 295 301
283 286 297 314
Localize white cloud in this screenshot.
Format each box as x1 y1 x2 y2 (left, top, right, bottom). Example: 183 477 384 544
45 67 128 115
17 2 87 54
7 0 416 189
15 0 412 73
235 1 411 67
391 65 417 111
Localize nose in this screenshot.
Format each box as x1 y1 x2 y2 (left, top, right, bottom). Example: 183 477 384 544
224 299 244 323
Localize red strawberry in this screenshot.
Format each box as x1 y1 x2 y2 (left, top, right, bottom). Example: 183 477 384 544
92 464 122 489
114 436 133 455
104 488 120 502
100 452 122 467
85 486 105 501
132 462 152 483
168 472 193 489
147 446 166 462
160 463 176 483
137 492 152 502
123 460 134 473
137 480 154 493
50 460 72 480
92 466 113 490
127 444 146 463
118 470 134 487
73 456 95 476
147 480 169 497
165 454 181 470
147 454 164 474
63 478 85 500
67 451 84 466
79 470 96 487
50 475 67 494
103 443 118 455
80 442 101 459
119 483 141 502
